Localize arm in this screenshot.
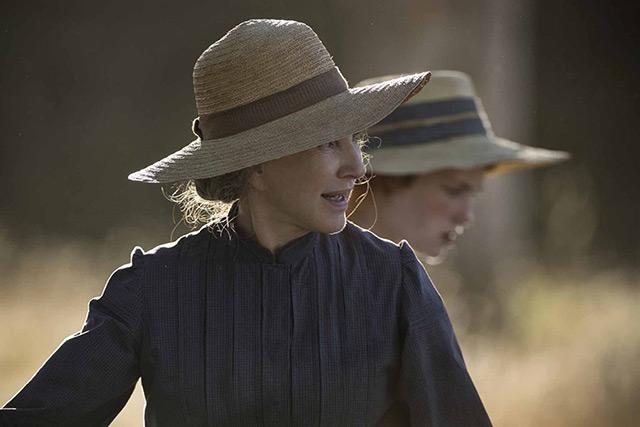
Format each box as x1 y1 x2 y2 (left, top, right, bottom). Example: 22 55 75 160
398 243 492 427
1 250 144 427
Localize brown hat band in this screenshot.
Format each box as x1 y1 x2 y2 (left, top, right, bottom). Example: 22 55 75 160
196 67 348 139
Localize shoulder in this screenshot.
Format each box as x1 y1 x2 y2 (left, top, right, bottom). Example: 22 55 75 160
340 221 418 259
340 222 436 295
342 221 401 252
336 221 414 276
130 225 212 268
101 226 213 305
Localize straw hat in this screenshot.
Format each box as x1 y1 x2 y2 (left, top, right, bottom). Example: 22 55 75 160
358 70 569 175
128 19 430 183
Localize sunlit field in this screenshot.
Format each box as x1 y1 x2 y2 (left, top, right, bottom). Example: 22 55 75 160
1 234 638 426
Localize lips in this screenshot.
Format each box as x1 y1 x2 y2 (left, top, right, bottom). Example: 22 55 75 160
442 231 458 243
322 192 347 203
321 188 351 201
321 188 352 209
442 226 466 244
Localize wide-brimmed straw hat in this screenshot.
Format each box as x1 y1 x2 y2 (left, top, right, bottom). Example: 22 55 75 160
128 19 430 183
358 70 569 176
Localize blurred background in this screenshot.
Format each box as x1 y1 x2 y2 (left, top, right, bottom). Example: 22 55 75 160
2 0 638 425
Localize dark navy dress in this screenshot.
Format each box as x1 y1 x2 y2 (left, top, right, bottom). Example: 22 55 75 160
1 221 491 426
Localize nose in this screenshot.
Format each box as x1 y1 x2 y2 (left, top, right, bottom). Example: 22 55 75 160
338 136 366 179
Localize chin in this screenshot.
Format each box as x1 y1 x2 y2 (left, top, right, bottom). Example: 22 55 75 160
425 248 440 258
317 215 347 235
411 240 443 258
422 249 442 258
415 244 449 265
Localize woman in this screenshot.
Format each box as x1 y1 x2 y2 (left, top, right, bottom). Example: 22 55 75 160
349 71 569 260
1 21 491 426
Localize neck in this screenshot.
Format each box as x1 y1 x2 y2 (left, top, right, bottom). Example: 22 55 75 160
236 196 308 254
348 191 402 244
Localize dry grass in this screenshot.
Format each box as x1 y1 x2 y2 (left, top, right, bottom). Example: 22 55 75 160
0 233 150 426
462 274 640 426
1 235 638 426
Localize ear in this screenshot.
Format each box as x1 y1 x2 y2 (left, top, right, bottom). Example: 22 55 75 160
247 164 267 192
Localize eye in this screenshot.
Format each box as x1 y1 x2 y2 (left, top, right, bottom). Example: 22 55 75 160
443 185 467 197
322 140 338 149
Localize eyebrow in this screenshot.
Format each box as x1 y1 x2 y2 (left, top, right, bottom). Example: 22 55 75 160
447 176 483 192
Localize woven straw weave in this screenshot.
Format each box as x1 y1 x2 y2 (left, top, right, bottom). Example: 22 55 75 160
128 20 430 183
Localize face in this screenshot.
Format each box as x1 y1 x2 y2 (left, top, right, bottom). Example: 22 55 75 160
248 135 365 240
377 168 484 257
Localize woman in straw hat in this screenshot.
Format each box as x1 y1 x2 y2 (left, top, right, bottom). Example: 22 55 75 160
1 22 491 426
349 70 569 260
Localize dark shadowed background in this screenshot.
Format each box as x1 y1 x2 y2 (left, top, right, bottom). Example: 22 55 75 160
2 1 639 425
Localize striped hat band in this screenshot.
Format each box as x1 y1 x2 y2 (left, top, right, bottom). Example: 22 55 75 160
367 97 487 147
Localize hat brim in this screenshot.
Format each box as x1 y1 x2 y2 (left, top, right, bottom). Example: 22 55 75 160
128 72 430 183
366 134 570 176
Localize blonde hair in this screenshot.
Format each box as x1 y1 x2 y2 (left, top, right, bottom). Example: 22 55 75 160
166 168 252 229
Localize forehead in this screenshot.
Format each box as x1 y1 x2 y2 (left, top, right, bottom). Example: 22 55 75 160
426 167 485 189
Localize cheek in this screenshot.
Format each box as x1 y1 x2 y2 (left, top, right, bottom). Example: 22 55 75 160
412 196 455 236
264 166 316 199
390 192 435 231
413 196 438 220
424 192 453 216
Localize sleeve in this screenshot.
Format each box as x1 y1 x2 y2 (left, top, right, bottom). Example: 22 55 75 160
397 243 492 427
0 249 145 427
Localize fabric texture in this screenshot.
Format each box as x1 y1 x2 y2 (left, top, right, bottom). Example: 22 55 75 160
1 222 491 426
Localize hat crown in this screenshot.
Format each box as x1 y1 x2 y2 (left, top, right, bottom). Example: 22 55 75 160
407 70 477 103
363 70 497 150
358 70 477 104
193 19 338 116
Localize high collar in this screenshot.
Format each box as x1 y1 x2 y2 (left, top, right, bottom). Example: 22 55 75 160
212 202 320 265
236 230 319 265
